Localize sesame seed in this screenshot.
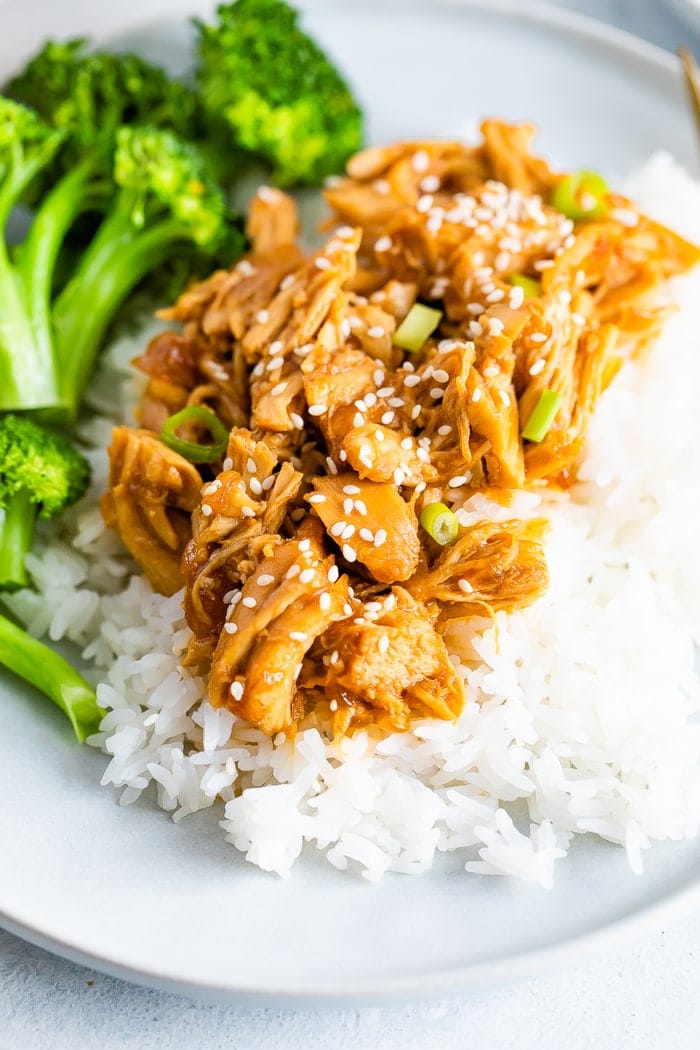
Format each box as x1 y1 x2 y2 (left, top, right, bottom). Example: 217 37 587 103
326 456 338 475
267 356 284 371
499 390 510 406
449 475 469 488
572 312 586 326
246 457 257 474
237 260 255 276
437 424 452 436
469 321 483 337
242 596 257 608
223 458 233 471
403 373 421 387
298 539 311 552
471 387 482 403
367 325 385 338
359 445 374 467
257 574 274 586
286 564 301 579
458 578 474 594
262 476 275 491
486 289 505 303
364 392 377 408
359 527 374 542
201 504 213 517
343 484 361 495
354 500 368 516
488 318 505 336
224 622 238 634
415 447 430 463
241 506 256 518
256 309 269 324
353 412 365 428
271 381 287 396
432 369 450 383
374 236 393 252
290 413 305 429
290 631 308 642
320 592 332 611
375 429 385 442
354 399 367 412
274 732 287 747
412 150 429 172
483 365 499 377
467 302 484 315
308 493 326 504
530 332 548 344
381 411 394 425
416 194 433 213
308 404 327 416
330 699 338 712
377 386 395 398
230 681 244 701
299 568 315 584
378 635 390 654
249 478 263 496
415 482 427 495
315 257 331 270
430 387 444 400
328 565 340 583
280 273 295 290
342 544 357 562
420 174 440 193
400 437 413 450
508 286 525 309
330 521 346 538
341 524 356 540
373 178 390 194
529 359 546 376
393 467 405 485
411 405 422 420
343 498 354 515
373 369 385 386
558 290 572 305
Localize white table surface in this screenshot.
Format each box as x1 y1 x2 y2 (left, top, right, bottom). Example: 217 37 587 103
3 1 700 1046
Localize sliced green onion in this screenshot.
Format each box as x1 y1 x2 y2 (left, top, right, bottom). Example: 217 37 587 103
419 502 459 546
521 389 562 443
507 273 541 299
394 303 443 352
551 170 609 221
160 405 228 463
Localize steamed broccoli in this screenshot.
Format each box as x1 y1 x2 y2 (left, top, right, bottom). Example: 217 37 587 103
196 0 363 186
0 415 100 743
7 38 201 189
0 414 90 589
0 99 243 420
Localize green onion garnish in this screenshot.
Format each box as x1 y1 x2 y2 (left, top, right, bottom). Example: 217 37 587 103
507 273 541 299
419 502 459 546
394 303 443 352
551 170 609 222
160 405 228 463
521 389 562 443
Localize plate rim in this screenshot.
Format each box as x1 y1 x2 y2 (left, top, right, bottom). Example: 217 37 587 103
0 0 697 1004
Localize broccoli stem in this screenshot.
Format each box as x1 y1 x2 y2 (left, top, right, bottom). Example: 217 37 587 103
0 491 37 590
53 211 194 419
0 604 104 742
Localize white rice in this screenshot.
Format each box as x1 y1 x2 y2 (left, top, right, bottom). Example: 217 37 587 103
7 153 700 887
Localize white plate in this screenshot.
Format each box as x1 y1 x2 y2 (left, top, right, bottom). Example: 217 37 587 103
1 0 699 1006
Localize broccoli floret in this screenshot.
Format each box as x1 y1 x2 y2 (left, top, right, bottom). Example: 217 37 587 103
7 38 201 181
50 125 244 418
0 414 90 590
196 0 363 185
0 98 244 420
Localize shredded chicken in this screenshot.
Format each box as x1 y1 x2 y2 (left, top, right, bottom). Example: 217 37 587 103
102 120 700 738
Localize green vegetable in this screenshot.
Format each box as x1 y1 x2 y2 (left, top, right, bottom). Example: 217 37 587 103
7 38 202 194
196 0 363 185
160 404 229 463
552 170 609 222
0 414 90 589
393 303 443 353
521 389 562 443
507 273 541 299
0 98 243 420
0 605 103 741
419 502 459 546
